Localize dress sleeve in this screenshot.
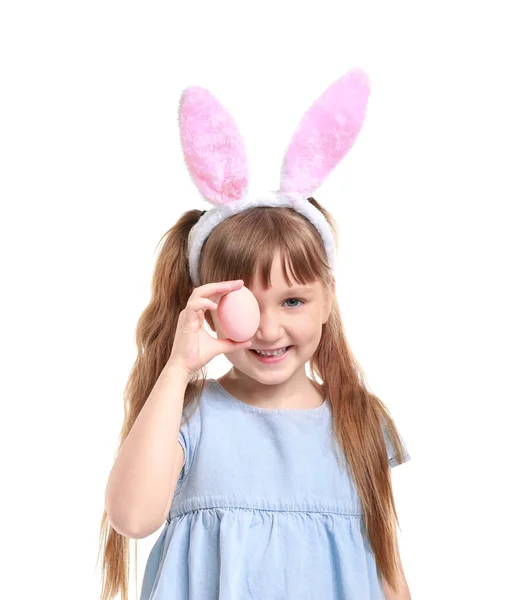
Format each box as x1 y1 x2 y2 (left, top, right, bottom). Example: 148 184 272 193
382 420 411 468
176 400 202 492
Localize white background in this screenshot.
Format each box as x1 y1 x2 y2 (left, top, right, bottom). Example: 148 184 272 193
1 1 514 598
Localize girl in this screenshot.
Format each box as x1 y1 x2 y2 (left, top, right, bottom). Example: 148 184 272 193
99 69 412 600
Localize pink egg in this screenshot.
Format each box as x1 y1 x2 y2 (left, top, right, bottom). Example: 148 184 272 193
217 286 260 342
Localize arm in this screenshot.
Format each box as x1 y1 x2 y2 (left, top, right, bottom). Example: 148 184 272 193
382 573 412 600
382 540 412 600
104 364 190 538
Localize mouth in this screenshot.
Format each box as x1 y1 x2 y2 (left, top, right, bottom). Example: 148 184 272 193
248 345 293 364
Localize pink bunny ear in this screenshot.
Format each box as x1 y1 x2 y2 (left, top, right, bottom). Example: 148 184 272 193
178 86 249 206
279 68 371 196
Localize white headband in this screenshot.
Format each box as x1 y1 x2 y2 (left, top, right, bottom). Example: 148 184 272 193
187 190 336 287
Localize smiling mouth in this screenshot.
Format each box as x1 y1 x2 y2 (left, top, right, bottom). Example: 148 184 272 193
248 345 293 359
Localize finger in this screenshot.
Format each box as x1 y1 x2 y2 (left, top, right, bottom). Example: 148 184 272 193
184 297 218 324
193 280 244 302
221 339 252 353
188 297 218 312
210 281 245 303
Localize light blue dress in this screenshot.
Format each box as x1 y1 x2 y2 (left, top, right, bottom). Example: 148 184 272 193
140 378 410 600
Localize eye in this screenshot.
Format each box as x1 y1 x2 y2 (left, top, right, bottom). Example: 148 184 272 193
283 297 305 308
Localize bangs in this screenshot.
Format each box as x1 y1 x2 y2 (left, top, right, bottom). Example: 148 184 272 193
198 206 330 290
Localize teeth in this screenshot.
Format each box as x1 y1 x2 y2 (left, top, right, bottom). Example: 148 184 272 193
256 347 288 357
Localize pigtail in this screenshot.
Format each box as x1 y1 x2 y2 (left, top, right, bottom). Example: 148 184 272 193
97 208 208 600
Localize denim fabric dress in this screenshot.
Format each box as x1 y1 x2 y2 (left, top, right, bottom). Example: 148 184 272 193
140 378 410 600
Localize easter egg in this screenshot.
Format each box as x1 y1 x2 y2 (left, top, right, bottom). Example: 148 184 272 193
217 286 260 342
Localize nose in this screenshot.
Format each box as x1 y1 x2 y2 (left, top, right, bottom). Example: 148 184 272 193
254 308 285 342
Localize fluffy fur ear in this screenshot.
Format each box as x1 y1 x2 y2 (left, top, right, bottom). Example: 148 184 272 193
178 86 250 206
279 68 371 196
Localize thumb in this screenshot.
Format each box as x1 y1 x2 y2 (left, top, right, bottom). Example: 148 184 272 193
222 338 252 353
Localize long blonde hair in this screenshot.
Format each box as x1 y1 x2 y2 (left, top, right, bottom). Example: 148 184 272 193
97 197 409 599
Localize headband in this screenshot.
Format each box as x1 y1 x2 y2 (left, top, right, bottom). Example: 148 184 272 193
178 68 371 287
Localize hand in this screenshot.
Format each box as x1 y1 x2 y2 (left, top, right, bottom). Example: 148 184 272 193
167 280 252 378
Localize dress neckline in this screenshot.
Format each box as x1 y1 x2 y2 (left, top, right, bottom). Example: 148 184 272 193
210 378 329 415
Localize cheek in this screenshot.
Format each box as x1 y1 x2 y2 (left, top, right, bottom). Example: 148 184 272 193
293 315 322 342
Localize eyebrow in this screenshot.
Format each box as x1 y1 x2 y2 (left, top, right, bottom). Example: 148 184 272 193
252 285 317 297
282 287 316 295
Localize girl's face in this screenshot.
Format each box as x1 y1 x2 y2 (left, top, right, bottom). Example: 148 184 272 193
205 253 333 386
